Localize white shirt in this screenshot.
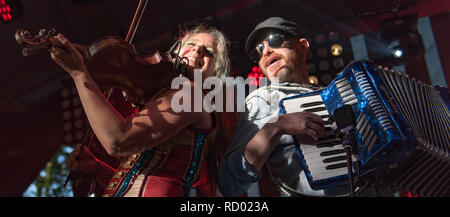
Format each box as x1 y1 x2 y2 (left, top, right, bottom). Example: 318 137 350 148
218 82 331 197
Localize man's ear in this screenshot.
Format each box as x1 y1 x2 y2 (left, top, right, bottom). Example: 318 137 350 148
299 38 309 49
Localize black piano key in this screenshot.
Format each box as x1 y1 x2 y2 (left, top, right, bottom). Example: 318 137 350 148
323 155 347 163
316 141 341 148
301 101 324 108
320 115 330 119
325 162 348 170
320 149 345 156
304 107 327 113
320 135 338 140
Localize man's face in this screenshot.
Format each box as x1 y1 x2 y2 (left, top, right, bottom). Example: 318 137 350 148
252 31 308 83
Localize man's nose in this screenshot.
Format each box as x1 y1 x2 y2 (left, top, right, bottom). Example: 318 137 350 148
261 41 274 57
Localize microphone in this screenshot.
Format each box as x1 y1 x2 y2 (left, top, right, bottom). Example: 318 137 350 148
332 105 357 150
331 105 358 196
332 105 356 132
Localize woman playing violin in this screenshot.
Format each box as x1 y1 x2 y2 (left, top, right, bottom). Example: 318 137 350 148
56 24 231 197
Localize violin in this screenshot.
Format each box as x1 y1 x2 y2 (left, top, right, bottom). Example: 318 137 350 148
15 0 188 196
15 29 186 107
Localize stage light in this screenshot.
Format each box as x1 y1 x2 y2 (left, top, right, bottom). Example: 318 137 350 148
248 66 264 86
0 0 23 23
73 107 83 118
308 29 350 85
316 47 328 58
60 82 88 145
314 33 326 45
307 63 317 74
309 75 319 84
75 130 85 141
63 122 73 132
60 88 70 98
330 44 343 56
64 134 74 144
328 31 340 42
332 57 345 69
318 60 330 71
61 99 71 109
62 110 72 121
72 97 81 106
393 49 403 58
74 119 84 129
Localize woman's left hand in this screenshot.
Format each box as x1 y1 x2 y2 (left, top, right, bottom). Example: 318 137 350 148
49 33 88 78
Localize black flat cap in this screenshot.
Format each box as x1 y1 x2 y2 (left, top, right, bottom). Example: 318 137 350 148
245 17 301 56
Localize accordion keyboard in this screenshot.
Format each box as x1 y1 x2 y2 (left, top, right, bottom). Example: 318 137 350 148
281 93 356 185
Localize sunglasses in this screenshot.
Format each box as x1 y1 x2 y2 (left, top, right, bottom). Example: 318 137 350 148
249 33 292 62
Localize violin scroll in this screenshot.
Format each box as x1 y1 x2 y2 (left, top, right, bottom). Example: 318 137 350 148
15 28 57 56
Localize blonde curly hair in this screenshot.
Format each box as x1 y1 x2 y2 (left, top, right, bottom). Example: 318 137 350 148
179 24 231 80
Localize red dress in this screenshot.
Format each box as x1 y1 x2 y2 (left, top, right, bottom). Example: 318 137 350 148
101 123 217 197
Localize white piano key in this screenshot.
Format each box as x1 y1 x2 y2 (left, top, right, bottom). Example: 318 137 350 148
301 149 345 160
308 159 347 171
301 146 345 158
299 139 342 150
306 154 348 165
309 156 358 181
311 167 348 181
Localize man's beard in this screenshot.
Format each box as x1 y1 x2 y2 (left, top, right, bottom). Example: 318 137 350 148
279 48 305 83
273 67 291 83
263 48 303 84
273 55 296 83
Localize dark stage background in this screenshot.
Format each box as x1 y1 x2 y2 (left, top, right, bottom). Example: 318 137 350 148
0 0 448 196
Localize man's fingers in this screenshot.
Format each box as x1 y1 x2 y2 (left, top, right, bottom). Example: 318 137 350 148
305 129 319 141
306 121 325 138
307 112 325 126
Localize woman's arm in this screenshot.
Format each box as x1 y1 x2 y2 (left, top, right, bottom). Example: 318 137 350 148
50 34 211 157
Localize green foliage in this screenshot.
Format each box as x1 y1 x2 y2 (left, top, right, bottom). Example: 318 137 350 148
23 144 74 197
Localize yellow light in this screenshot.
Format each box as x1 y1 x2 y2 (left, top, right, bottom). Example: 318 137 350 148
330 44 343 56
309 75 319 84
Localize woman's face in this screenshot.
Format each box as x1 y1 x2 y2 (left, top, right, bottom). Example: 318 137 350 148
179 33 216 78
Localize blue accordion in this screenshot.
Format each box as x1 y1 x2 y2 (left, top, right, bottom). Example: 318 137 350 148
279 61 449 196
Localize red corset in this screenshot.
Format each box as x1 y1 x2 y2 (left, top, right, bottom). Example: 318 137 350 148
102 127 216 197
